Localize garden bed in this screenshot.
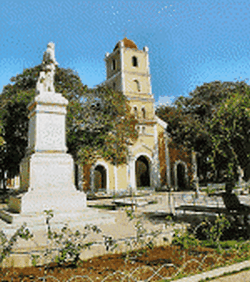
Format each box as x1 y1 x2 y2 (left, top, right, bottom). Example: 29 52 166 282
1 242 250 282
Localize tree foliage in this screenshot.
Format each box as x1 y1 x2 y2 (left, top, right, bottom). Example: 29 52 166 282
0 65 138 187
66 86 138 165
156 81 250 183
209 88 250 181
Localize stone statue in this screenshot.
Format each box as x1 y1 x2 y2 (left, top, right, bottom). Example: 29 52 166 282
36 42 58 94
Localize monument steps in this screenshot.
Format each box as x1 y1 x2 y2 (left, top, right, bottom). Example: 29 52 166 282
0 209 13 224
0 207 115 237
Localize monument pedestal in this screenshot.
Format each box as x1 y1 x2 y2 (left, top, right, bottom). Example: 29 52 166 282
0 90 90 229
18 91 87 211
17 152 86 214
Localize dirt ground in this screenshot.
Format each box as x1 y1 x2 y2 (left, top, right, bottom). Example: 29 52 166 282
1 244 241 282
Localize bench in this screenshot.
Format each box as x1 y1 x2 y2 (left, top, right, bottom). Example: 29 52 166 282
175 204 250 234
175 205 250 216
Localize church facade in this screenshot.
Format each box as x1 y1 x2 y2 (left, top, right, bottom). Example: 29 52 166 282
81 38 196 194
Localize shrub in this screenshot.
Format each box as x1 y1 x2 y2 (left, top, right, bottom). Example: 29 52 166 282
0 223 33 265
34 210 102 267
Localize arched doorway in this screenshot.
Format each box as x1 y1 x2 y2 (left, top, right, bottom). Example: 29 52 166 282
94 165 106 191
136 156 150 188
177 163 186 190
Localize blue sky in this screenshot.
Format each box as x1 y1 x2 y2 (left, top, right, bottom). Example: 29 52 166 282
1 0 250 106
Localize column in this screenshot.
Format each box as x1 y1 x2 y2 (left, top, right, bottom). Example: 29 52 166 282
114 164 118 194
164 132 171 187
153 124 160 188
192 151 199 195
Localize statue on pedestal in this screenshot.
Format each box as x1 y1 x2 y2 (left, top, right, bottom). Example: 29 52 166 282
36 42 58 94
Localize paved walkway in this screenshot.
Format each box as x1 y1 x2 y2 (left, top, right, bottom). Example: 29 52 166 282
174 259 250 282
1 191 250 282
210 269 250 282
0 193 176 267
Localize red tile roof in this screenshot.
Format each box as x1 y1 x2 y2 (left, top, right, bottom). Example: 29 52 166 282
114 38 138 51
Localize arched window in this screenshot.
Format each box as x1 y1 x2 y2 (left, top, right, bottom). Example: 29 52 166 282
142 126 146 134
141 107 146 119
132 56 138 67
113 82 116 90
134 80 141 92
111 59 116 70
133 106 138 118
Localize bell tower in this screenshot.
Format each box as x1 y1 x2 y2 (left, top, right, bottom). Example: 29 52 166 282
104 38 161 190
104 38 155 121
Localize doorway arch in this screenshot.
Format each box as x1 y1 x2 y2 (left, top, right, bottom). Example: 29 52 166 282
174 161 188 190
93 164 107 192
135 155 151 188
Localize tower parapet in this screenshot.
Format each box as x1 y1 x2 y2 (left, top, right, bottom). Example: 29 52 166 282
104 38 154 121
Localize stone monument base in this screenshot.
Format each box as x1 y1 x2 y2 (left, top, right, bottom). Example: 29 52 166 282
8 190 86 214
0 207 115 237
11 152 86 214
0 149 102 235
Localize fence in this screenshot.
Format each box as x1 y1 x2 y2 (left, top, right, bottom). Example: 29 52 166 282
1 241 249 282
1 219 250 282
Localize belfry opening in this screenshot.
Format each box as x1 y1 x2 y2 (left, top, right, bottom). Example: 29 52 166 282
136 156 150 188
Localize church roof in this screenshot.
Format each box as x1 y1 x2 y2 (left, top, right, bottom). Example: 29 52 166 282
114 38 138 51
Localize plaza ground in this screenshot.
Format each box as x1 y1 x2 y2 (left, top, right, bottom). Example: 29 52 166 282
0 190 250 281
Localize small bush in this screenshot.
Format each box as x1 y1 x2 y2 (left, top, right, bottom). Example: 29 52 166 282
0 223 33 265
34 210 102 267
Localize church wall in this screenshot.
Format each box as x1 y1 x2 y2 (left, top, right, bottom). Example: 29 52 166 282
157 126 167 187
123 48 148 74
79 133 193 193
105 75 123 92
168 141 192 189
129 99 155 120
116 164 128 191
132 133 155 153
82 164 91 192
124 73 152 98
101 160 115 194
106 51 122 79
82 161 129 194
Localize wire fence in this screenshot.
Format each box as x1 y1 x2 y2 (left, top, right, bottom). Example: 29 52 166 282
1 226 250 282
0 252 245 282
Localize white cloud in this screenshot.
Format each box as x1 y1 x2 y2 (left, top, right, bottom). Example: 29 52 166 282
155 95 175 107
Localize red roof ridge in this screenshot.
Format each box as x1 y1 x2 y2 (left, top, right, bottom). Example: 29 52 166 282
114 38 138 51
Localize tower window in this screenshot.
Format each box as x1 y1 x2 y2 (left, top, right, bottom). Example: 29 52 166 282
132 56 138 67
134 80 141 92
111 59 116 70
133 106 138 118
141 107 146 119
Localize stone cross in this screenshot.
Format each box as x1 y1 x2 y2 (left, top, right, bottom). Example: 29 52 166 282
36 42 58 94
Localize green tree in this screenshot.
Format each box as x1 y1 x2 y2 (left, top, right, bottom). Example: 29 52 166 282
66 85 138 165
156 81 250 184
0 66 138 189
209 89 250 182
